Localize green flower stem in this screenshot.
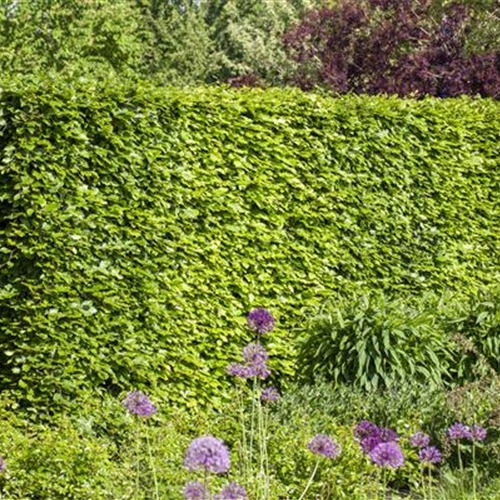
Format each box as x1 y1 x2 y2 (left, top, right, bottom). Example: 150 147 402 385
457 444 464 498
472 441 477 500
249 377 258 468
421 463 427 500
145 425 160 500
237 386 249 480
428 466 433 500
298 458 320 500
135 424 141 499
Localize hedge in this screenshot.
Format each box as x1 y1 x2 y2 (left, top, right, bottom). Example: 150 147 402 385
0 81 499 410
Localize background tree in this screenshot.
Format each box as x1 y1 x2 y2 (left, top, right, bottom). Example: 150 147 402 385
284 0 500 97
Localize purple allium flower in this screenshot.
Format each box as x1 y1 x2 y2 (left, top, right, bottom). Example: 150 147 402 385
369 442 405 469
410 432 431 449
261 386 280 403
227 363 252 379
123 390 157 417
307 434 341 459
354 421 379 440
447 422 472 440
249 362 271 379
379 427 398 442
247 308 275 334
184 436 231 474
360 434 383 454
419 446 442 465
0 457 6 473
214 482 247 500
184 481 208 500
242 343 269 365
470 425 487 442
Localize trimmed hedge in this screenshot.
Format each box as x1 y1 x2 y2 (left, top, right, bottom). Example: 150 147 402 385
1 82 500 410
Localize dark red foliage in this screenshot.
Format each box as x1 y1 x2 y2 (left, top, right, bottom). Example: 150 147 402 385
227 74 263 88
284 0 500 98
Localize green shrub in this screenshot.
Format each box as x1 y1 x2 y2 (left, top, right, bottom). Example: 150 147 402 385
1 81 500 410
297 293 459 390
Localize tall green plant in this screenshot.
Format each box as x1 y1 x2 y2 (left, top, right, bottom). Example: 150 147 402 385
298 293 458 390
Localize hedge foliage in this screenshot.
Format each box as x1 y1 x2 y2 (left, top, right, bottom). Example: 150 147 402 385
0 81 500 410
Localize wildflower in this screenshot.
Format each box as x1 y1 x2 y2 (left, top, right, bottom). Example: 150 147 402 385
214 482 247 499
369 442 405 469
226 363 252 379
360 434 383 453
379 427 398 442
410 432 431 449
184 436 231 474
242 343 269 365
419 446 442 465
184 481 208 500
249 362 271 379
261 386 280 403
307 434 341 459
0 457 6 473
247 308 275 334
123 390 157 417
470 425 487 442
354 420 379 440
447 422 472 440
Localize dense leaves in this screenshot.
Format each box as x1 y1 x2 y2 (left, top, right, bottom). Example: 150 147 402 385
0 83 500 410
284 0 500 97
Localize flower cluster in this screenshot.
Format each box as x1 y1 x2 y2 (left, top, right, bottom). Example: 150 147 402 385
419 446 442 465
354 421 399 453
184 481 208 500
247 307 275 335
183 436 246 499
123 390 157 417
307 434 340 459
260 386 280 403
447 422 487 442
227 309 276 380
353 421 404 469
410 432 431 449
184 436 231 474
370 441 405 469
227 343 271 380
410 430 442 465
214 482 247 500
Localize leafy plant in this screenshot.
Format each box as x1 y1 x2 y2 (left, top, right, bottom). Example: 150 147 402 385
298 293 458 390
284 0 500 97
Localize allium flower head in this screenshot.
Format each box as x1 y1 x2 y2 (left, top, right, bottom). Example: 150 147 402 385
227 363 252 379
447 422 472 440
470 425 487 442
354 421 379 440
0 457 6 473
307 434 340 459
184 481 208 500
419 446 442 465
360 434 383 454
227 344 271 380
261 386 280 403
247 308 275 334
379 427 398 442
250 362 271 379
123 390 157 417
410 432 431 449
214 482 247 500
184 436 231 474
369 442 405 469
242 343 269 365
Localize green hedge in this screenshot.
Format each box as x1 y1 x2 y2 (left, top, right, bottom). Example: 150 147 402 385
0 81 500 410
